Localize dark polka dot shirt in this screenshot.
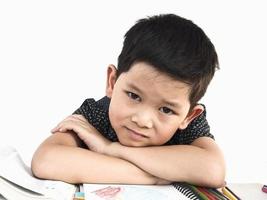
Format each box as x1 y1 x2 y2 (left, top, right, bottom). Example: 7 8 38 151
73 96 214 145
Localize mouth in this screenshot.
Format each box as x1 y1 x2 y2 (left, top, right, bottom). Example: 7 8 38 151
125 127 148 140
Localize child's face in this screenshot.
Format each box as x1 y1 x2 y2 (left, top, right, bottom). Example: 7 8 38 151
106 62 201 147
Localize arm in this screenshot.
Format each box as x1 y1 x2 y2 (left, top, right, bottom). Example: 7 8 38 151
107 137 226 188
31 131 167 184
46 114 225 187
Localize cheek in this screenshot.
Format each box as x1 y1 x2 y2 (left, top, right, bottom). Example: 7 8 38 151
109 101 129 129
109 104 119 130
156 120 180 142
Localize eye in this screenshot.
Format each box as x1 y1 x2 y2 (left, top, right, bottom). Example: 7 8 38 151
159 107 174 115
126 91 141 102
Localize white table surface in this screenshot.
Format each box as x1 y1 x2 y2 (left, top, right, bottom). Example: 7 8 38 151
226 183 267 200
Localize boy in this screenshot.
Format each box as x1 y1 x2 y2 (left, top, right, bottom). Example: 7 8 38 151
31 14 225 188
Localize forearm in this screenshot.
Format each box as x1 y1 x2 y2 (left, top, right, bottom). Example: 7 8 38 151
109 139 225 187
32 138 161 184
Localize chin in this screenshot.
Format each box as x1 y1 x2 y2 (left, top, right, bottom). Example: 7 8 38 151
118 139 147 147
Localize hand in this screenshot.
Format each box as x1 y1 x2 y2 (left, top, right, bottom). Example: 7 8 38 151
51 114 112 154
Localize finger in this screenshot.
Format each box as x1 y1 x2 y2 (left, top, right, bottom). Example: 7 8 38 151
51 122 67 133
57 121 78 133
51 123 66 133
54 116 76 128
51 115 84 134
56 125 71 133
72 114 87 122
51 125 60 133
58 127 68 132
51 116 73 133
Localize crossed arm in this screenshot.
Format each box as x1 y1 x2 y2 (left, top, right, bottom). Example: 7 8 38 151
31 115 225 188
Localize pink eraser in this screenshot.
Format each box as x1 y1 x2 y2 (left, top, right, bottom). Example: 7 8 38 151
262 185 267 193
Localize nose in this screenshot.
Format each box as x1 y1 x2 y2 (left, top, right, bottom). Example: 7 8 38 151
131 109 153 129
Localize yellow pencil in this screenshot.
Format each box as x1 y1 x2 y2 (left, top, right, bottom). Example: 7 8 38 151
222 187 238 200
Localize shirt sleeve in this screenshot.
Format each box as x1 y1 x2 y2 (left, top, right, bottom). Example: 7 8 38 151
73 98 95 116
72 97 119 142
166 105 214 145
72 98 106 133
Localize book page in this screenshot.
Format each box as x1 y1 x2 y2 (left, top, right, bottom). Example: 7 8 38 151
0 194 7 200
0 146 75 200
83 184 190 200
0 177 51 200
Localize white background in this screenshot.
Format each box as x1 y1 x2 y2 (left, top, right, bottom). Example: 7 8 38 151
0 0 266 184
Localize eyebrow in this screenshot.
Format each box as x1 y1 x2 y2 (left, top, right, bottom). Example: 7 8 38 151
126 82 182 109
162 100 182 109
126 82 144 95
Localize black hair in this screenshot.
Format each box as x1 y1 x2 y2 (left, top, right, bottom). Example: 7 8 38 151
117 14 219 108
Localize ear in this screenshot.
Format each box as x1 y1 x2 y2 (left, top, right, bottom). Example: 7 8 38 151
106 64 117 98
178 104 204 130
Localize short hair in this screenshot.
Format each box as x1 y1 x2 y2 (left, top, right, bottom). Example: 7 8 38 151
117 14 219 108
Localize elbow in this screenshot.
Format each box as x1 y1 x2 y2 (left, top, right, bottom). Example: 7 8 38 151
203 160 226 188
31 145 53 179
207 170 226 188
31 156 45 179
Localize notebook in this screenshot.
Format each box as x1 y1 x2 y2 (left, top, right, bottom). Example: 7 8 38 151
0 146 76 200
83 183 201 200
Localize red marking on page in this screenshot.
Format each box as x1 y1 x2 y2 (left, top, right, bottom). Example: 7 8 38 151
92 186 122 199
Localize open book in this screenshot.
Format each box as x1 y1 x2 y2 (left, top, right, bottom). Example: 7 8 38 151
0 146 76 200
0 146 201 200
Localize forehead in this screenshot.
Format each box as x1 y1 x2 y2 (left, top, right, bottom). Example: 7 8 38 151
118 62 191 101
